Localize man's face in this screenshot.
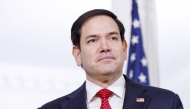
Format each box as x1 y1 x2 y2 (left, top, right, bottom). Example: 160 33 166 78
72 15 127 81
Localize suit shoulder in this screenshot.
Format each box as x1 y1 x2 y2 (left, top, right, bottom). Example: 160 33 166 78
138 84 183 108
38 82 86 109
38 95 68 109
145 85 176 97
127 77 176 97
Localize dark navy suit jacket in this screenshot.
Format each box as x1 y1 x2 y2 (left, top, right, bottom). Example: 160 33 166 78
38 75 183 109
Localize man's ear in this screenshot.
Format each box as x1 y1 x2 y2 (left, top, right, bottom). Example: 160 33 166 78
122 40 128 60
72 45 82 66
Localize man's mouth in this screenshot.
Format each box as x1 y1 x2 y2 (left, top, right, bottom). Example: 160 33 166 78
98 56 115 61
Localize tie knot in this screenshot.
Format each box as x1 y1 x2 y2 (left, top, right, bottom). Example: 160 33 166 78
96 88 113 99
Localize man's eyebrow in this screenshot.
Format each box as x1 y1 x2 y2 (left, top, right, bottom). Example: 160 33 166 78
85 32 119 40
85 35 97 40
109 31 119 35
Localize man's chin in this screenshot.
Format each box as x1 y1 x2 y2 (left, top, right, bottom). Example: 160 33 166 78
98 68 115 75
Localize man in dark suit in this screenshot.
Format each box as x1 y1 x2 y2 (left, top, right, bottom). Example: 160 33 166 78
38 9 183 109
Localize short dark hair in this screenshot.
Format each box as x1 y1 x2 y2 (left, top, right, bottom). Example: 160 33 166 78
71 9 125 49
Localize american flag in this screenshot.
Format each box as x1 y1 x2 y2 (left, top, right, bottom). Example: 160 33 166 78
136 98 145 102
126 0 150 85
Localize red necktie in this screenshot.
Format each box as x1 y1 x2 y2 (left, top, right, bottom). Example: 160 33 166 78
96 88 113 109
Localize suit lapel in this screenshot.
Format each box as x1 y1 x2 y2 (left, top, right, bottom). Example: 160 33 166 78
61 82 87 109
123 75 151 109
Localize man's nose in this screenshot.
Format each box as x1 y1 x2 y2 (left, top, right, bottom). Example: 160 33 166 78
99 39 111 53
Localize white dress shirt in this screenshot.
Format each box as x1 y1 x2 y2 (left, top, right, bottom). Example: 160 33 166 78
86 75 126 109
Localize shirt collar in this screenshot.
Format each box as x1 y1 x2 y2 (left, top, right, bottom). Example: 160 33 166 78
107 75 125 99
86 79 102 103
86 75 125 102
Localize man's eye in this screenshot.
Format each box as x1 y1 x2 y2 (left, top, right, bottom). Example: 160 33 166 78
110 37 118 40
88 39 97 43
